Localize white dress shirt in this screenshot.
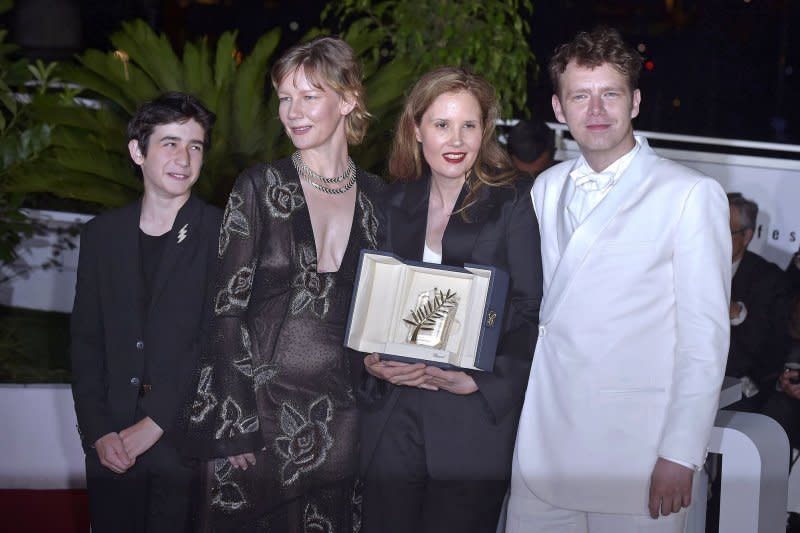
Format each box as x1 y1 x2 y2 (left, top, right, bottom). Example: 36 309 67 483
423 242 443 264
564 140 641 235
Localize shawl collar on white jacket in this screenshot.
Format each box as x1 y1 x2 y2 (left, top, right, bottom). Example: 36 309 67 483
537 138 660 325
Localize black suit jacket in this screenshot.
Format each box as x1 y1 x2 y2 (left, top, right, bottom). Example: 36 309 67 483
359 175 542 480
727 250 791 390
786 258 800 300
70 194 222 451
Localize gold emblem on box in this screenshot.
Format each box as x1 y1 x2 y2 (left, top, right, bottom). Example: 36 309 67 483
403 288 459 348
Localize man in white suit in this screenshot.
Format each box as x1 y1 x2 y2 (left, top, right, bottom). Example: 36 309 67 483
507 27 731 532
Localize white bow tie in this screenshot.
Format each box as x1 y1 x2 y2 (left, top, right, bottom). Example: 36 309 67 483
570 167 616 192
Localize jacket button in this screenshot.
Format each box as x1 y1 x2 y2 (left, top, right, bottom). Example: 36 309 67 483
538 325 546 337
136 340 144 350
130 377 140 386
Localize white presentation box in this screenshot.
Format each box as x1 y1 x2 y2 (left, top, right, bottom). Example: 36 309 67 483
344 251 509 371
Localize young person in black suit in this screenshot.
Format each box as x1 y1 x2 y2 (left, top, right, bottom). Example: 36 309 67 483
359 67 543 533
70 92 222 533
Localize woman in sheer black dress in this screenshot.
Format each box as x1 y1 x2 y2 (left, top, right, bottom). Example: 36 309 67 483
187 36 384 532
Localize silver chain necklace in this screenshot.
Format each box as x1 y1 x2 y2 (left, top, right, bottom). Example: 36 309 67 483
292 151 357 195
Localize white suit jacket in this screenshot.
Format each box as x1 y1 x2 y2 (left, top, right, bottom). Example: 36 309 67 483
514 138 731 514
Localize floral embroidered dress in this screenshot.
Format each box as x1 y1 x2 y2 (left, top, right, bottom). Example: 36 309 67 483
187 157 383 532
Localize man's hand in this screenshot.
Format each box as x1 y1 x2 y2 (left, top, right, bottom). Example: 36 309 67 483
363 353 436 390
424 366 478 395
779 369 800 400
94 432 134 474
648 458 693 518
729 301 742 320
228 453 257 470
119 417 164 461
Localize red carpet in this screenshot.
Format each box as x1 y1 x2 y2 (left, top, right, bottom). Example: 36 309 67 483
0 489 90 533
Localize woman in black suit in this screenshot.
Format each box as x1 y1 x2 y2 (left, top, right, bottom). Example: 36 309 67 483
360 67 543 533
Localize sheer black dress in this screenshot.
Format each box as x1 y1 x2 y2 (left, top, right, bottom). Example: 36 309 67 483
186 157 384 532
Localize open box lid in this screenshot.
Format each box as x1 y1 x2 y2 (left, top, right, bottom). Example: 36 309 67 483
344 250 508 371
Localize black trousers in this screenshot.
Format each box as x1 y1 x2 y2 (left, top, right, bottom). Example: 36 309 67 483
362 390 507 533
85 438 198 533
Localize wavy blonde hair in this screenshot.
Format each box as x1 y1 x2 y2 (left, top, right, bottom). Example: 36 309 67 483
271 36 370 145
388 67 517 220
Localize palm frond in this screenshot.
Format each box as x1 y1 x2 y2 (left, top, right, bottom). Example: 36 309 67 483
213 31 238 91
231 29 280 155
110 20 183 91
403 288 458 342
3 164 140 206
181 39 215 104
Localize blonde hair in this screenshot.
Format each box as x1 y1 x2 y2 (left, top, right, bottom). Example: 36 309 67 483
271 36 370 145
389 67 517 220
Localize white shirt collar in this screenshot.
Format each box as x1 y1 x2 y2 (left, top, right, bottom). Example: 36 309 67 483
569 138 641 192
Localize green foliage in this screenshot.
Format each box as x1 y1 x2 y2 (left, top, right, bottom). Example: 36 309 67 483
2 1 528 211
0 305 71 383
0 193 28 265
0 0 74 376
332 20 415 172
0 39 53 172
325 0 535 117
5 20 286 208
27 60 59 95
0 4 55 267
4 17 417 208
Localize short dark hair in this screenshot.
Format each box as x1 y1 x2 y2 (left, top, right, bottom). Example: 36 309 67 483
727 192 758 231
507 120 555 163
127 92 216 156
549 26 642 96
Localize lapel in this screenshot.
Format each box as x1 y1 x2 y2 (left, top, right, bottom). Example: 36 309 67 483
731 251 755 300
147 194 204 318
113 199 146 331
442 180 492 266
555 165 577 256
388 176 489 264
540 139 660 323
389 177 429 261
533 170 567 295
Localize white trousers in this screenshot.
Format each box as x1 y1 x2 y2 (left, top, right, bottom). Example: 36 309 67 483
506 453 687 533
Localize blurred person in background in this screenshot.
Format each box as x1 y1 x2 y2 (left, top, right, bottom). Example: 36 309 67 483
507 118 555 178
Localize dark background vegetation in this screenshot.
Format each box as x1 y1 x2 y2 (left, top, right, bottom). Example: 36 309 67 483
6 0 797 143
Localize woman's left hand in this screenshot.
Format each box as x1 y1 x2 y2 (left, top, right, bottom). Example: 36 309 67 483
364 353 436 389
424 366 479 395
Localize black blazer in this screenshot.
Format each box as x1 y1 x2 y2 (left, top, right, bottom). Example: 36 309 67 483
359 175 543 480
727 249 791 389
70 194 222 451
787 258 800 300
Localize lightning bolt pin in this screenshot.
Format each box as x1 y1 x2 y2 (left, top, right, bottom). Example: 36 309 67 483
177 223 189 243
